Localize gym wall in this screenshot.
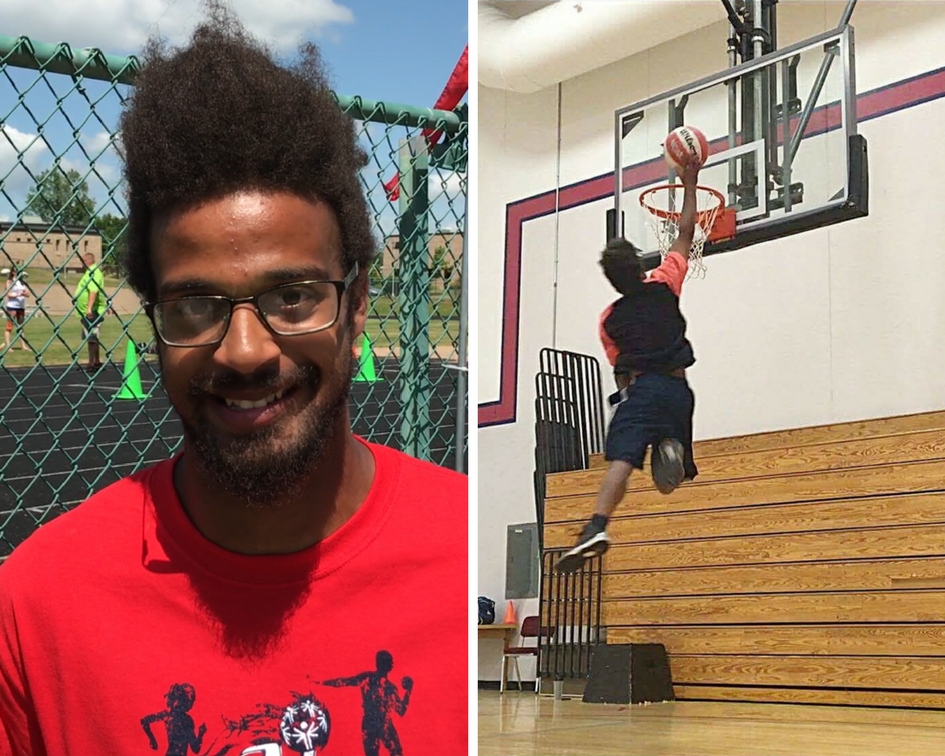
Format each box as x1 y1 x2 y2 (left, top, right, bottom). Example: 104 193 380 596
478 1 945 682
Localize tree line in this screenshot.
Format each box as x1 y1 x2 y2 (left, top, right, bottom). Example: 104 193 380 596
23 167 125 275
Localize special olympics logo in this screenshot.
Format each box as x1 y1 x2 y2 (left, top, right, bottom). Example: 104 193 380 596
279 695 331 755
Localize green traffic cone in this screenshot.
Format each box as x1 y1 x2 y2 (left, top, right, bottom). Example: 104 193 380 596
354 332 380 383
115 339 146 400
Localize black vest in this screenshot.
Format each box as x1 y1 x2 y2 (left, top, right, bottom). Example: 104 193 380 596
603 282 695 374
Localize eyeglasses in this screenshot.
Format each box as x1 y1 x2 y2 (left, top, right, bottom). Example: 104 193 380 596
146 263 359 348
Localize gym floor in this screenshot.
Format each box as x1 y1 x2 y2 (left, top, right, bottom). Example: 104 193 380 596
478 690 945 755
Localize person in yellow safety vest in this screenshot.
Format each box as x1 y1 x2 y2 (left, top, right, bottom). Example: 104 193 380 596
74 252 108 373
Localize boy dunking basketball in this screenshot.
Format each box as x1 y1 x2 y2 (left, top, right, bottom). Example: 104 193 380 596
556 162 701 573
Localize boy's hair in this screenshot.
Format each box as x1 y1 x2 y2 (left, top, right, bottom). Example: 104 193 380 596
600 238 644 295
119 2 376 304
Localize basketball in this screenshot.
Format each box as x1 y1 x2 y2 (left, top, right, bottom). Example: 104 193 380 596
663 125 709 171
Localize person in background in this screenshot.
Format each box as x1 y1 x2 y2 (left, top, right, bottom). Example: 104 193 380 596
3 266 31 352
74 251 108 372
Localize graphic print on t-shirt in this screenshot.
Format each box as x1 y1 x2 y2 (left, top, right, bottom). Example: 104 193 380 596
141 685 331 756
139 650 411 756
141 683 207 755
312 650 413 756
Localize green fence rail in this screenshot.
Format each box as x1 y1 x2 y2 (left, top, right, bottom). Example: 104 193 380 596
0 34 468 557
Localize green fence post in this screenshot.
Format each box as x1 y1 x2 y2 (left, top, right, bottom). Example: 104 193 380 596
397 135 432 460
431 120 468 472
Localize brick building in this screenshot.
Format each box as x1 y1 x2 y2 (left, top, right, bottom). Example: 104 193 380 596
377 231 464 283
0 215 102 273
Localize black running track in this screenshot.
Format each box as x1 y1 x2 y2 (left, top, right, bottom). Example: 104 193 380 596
0 359 464 557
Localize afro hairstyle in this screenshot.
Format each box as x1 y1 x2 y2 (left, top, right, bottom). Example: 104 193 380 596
118 2 375 305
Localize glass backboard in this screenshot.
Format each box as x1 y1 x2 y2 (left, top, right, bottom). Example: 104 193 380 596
613 26 868 268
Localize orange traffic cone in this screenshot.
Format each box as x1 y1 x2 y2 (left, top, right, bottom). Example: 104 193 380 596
503 600 516 626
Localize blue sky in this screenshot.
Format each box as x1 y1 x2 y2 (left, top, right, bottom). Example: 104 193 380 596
0 1 467 234
312 0 468 108
0 0 468 107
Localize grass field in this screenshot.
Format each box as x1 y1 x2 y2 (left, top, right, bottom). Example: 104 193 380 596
18 267 461 319
1 312 155 368
2 304 460 368
3 267 461 368
17 267 125 290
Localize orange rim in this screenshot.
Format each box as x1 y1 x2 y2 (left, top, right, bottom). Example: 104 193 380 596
639 184 726 223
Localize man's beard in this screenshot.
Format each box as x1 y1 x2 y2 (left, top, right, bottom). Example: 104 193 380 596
177 351 353 507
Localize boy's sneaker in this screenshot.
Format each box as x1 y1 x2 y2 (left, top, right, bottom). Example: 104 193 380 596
652 438 685 494
555 521 611 574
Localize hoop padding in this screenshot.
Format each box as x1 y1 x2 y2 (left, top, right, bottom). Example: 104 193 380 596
639 184 726 279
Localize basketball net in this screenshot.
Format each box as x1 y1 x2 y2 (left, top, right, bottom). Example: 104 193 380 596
639 184 725 280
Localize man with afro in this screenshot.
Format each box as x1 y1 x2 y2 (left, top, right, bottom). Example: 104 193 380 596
0 6 467 754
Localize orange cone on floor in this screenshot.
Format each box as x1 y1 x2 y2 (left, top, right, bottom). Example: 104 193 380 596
503 600 516 626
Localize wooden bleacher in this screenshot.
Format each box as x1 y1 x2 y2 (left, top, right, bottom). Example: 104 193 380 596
543 410 945 708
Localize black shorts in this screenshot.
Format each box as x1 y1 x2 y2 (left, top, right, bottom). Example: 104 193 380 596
604 373 698 480
81 315 103 344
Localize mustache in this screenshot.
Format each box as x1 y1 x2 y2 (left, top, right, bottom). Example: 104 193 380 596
188 364 320 397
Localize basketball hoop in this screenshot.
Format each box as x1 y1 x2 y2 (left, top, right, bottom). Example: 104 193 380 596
639 184 730 279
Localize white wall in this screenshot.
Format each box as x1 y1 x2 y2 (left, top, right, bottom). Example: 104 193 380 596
478 1 945 681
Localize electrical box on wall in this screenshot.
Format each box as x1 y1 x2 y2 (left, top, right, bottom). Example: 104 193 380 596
506 523 539 599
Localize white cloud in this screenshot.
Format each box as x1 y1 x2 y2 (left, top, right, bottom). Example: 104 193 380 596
0 126 47 169
0 128 127 216
60 155 120 186
428 171 465 199
0 126 49 202
81 130 117 159
91 163 121 186
0 0 355 56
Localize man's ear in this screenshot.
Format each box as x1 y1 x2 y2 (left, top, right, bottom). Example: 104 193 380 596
348 271 369 340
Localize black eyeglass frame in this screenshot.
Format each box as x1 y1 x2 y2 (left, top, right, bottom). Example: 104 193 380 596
145 262 360 348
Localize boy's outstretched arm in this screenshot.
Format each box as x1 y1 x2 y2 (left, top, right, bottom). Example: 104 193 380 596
669 163 699 258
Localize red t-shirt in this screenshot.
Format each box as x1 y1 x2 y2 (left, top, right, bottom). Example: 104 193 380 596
0 440 467 756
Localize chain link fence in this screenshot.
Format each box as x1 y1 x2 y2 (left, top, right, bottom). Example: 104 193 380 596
0 34 467 558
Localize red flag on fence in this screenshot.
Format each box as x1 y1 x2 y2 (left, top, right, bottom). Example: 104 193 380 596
383 45 468 202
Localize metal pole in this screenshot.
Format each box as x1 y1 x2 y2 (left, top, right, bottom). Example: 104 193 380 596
787 0 857 165
787 43 839 165
453 211 468 474
751 0 765 58
781 59 793 212
538 553 547 690
752 0 765 161
738 0 756 207
0 34 141 85
841 26 857 141
572 570 582 678
551 83 562 348
594 556 603 644
576 565 586 677
397 136 432 461
727 25 739 207
769 0 778 49
553 560 564 682
766 0 779 177
668 100 679 213
719 0 746 34
614 110 623 229
837 0 859 28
